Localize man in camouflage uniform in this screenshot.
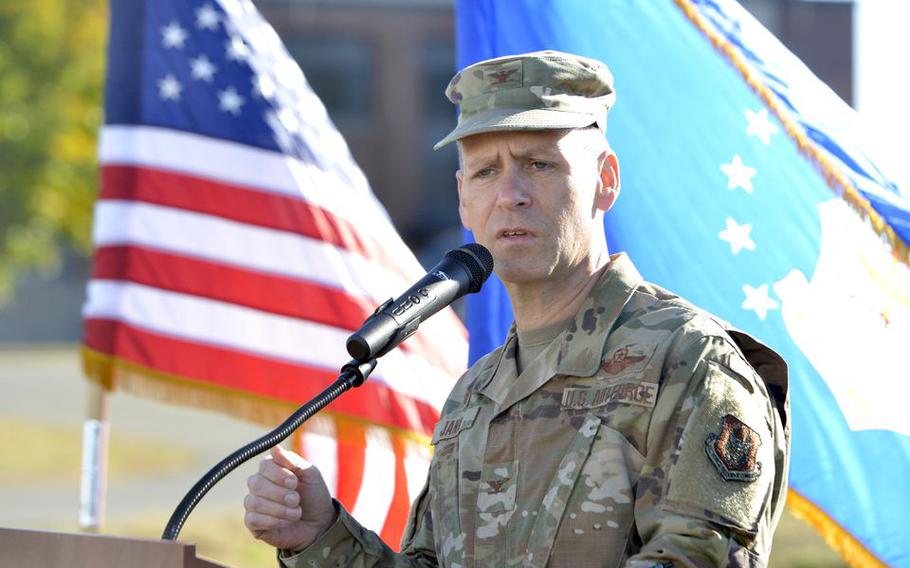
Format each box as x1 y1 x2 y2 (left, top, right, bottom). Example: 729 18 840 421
244 50 790 567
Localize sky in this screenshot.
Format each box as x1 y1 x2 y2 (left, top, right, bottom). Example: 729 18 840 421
853 0 910 198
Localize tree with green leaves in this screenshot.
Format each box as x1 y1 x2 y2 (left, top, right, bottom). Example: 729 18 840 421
0 0 106 303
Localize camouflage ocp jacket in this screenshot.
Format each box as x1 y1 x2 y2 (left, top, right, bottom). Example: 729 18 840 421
282 253 789 568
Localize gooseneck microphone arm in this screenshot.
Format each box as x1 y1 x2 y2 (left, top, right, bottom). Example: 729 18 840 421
161 243 493 541
161 358 377 541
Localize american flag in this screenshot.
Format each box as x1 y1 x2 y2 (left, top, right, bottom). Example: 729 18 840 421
83 0 466 545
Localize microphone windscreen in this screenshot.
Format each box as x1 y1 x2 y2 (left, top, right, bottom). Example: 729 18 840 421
445 243 494 292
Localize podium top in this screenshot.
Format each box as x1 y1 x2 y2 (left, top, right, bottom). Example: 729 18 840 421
0 527 232 568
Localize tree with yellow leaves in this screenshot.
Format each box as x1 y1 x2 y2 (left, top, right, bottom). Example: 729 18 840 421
0 0 106 303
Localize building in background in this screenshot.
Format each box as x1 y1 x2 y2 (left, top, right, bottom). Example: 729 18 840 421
256 0 461 270
741 0 853 103
0 0 864 342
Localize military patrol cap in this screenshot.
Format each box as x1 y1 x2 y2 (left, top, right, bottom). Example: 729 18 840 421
433 50 615 149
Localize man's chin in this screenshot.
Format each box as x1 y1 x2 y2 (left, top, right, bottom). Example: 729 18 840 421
494 264 550 287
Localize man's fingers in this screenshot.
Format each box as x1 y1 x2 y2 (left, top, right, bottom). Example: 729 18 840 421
244 493 302 521
270 446 330 494
246 474 300 507
258 455 299 490
244 450 336 550
244 510 297 532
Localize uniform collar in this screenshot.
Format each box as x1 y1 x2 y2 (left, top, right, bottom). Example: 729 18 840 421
476 253 643 411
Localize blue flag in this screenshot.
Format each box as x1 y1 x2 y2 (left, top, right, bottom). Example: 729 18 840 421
458 1 910 565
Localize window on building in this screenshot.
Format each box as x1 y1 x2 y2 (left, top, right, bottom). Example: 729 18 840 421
284 36 374 122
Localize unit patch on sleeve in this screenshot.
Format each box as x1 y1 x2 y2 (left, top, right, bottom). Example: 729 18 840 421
704 414 762 482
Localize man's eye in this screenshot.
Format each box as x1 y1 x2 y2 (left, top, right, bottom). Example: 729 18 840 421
530 161 551 170
474 168 495 178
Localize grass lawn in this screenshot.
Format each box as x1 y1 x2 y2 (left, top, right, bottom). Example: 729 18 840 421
0 419 193 484
771 510 848 567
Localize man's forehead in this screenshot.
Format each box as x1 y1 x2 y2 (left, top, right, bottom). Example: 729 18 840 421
460 129 570 160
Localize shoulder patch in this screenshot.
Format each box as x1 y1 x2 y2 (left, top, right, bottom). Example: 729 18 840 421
431 405 480 445
664 360 776 533
705 414 762 482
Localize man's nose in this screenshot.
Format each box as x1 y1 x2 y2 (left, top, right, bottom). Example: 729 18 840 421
496 168 531 209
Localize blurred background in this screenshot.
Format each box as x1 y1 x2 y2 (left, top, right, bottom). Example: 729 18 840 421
1 0 906 565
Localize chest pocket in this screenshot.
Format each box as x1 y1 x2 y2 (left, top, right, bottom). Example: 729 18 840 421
560 342 662 455
429 405 480 568
523 414 601 567
526 414 640 568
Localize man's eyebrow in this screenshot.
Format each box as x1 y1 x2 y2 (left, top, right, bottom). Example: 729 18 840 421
513 146 560 159
472 146 558 161
462 154 498 169
462 141 562 168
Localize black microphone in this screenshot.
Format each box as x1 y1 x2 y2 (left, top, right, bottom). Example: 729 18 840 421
346 243 494 362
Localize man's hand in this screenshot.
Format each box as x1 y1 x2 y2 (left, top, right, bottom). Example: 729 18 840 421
244 445 337 551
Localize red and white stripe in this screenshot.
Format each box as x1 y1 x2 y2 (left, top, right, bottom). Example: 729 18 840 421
295 415 432 549
87 124 465 539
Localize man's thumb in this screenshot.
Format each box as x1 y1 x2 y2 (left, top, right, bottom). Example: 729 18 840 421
270 445 312 476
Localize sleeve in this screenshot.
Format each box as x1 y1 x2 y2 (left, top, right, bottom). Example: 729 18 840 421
625 331 784 568
277 480 437 568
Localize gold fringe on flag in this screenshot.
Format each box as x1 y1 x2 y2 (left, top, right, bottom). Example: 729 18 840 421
786 489 888 568
81 347 432 447
673 0 910 267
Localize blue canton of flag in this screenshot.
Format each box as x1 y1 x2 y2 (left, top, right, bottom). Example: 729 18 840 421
109 0 369 181
457 1 910 566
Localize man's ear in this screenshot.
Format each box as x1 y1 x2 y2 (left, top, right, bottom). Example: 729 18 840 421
595 152 620 212
456 169 471 230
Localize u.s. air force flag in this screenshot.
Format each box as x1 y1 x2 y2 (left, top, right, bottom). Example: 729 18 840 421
458 1 910 565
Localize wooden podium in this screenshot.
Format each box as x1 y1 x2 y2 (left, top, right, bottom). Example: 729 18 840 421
0 527 232 568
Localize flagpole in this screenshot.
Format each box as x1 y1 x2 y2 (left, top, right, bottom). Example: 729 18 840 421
79 380 110 533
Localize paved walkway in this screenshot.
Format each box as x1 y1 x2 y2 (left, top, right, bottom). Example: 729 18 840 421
0 346 266 528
